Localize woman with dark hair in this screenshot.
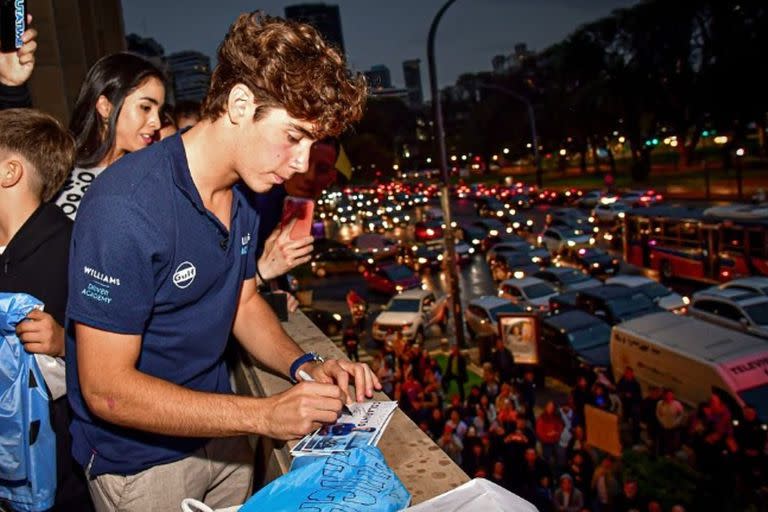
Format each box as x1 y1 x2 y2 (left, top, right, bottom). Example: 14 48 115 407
55 52 165 219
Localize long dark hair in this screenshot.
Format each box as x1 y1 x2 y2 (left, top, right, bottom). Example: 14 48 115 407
69 52 166 168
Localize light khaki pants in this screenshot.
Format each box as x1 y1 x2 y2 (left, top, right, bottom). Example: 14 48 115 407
87 436 254 512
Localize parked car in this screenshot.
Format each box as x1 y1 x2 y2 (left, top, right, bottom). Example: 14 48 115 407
400 243 443 272
548 290 580 313
605 275 689 312
465 296 524 340
487 241 551 267
490 252 542 282
300 305 343 338
372 289 449 344
689 287 768 339
546 207 593 228
534 267 602 293
574 285 663 325
537 227 595 255
498 276 558 312
310 246 364 277
414 220 444 243
576 190 603 209
428 239 475 265
617 189 663 207
569 248 620 276
351 233 398 261
592 202 630 224
363 264 422 295
719 277 768 296
540 310 612 384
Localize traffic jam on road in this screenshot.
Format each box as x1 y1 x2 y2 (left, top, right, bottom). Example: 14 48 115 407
298 180 768 422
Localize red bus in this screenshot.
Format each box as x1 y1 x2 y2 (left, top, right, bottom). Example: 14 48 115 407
622 205 768 283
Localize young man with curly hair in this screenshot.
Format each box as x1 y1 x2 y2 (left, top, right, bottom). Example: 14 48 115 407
65 13 375 511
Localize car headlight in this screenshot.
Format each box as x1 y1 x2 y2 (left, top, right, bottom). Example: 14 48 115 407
589 237 596 244
527 220 533 226
332 313 342 321
468 247 475 254
513 271 525 279
418 257 428 264
532 256 541 263
506 227 513 234
437 254 444 261
513 222 520 229
496 211 504 217
311 261 317 267
567 240 576 247
426 228 435 236
395 285 404 292
682 296 690 305
592 262 600 268
472 239 480 245
490 230 499 236
618 212 626 219
593 226 600 233
588 216 595 223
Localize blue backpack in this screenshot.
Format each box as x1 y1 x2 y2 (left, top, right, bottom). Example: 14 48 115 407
0 293 56 511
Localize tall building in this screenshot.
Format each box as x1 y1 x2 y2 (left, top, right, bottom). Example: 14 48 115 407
126 34 175 105
402 59 423 109
364 65 392 90
284 3 345 54
167 51 211 104
27 0 126 124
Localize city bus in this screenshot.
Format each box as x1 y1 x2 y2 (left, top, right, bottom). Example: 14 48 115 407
622 204 768 283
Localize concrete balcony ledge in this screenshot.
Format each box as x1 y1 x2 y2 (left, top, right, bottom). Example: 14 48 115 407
232 310 469 506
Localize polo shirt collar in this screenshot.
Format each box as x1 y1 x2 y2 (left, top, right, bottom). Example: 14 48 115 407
166 132 245 232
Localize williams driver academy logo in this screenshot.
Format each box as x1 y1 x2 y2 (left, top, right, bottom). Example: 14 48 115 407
173 261 197 289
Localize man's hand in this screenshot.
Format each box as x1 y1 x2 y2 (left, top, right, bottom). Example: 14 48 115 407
262 382 343 440
301 359 381 404
0 15 37 87
16 309 65 357
258 219 313 280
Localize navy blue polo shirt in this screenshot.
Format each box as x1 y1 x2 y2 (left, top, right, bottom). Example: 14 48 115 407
65 133 259 476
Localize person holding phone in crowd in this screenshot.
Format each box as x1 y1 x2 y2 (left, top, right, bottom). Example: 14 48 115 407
251 137 340 309
0 12 35 110
65 13 377 511
54 52 166 219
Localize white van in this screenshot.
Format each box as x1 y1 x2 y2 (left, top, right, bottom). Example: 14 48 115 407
611 311 768 420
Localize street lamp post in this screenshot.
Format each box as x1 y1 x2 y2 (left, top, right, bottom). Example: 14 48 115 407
427 0 466 348
480 83 542 188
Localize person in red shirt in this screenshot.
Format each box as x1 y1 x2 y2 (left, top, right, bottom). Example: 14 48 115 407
536 400 565 466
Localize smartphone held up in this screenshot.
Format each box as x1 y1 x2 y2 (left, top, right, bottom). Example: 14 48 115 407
0 0 26 53
280 196 315 241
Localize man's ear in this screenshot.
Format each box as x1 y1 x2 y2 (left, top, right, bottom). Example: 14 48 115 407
0 158 24 189
226 84 255 125
95 95 113 122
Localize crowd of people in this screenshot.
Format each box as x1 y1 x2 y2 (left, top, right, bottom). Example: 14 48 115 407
1 11 379 512
364 332 766 511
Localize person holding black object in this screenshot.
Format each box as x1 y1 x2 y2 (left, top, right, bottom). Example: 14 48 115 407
64 13 377 512
0 11 36 110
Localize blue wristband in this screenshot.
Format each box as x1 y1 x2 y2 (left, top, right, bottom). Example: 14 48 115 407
289 352 323 383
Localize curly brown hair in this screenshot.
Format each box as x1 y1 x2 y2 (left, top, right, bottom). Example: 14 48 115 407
0 109 76 202
202 12 367 138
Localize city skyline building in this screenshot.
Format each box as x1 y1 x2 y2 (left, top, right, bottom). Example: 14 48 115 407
284 3 345 55
402 59 423 109
364 64 392 90
167 51 211 104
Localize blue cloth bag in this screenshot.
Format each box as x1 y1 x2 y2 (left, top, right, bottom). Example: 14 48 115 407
241 446 410 512
0 293 56 511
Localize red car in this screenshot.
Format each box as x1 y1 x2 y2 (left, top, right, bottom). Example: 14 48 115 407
414 220 444 242
364 264 422 295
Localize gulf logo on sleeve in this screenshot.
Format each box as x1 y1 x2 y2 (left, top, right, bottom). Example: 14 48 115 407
172 262 197 289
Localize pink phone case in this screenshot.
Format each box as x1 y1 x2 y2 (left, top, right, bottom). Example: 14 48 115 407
281 197 315 240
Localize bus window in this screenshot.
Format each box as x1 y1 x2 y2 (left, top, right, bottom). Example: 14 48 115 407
679 221 699 249
749 230 767 258
721 227 745 254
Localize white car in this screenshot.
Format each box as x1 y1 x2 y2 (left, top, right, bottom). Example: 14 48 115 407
592 202 630 223
465 296 523 340
498 277 557 312
537 227 595 254
719 277 768 296
372 289 449 344
689 287 768 340
605 275 689 312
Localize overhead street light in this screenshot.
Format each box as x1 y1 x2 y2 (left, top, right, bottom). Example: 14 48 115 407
428 0 466 348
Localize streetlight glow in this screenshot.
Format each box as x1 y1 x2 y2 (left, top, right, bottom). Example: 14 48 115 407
559 149 567 156
736 148 745 157
503 147 510 154
426 157 432 163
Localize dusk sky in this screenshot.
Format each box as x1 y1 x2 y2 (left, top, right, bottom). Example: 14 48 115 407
122 0 636 90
